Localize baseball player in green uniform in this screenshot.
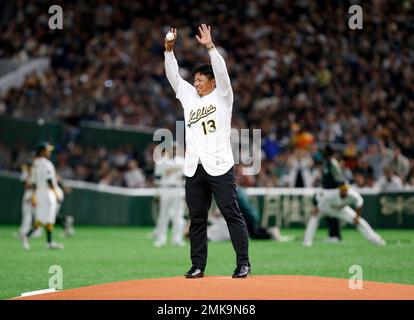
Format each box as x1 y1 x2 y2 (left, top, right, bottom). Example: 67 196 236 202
322 145 345 242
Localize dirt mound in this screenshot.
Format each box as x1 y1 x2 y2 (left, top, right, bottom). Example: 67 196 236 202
15 275 414 300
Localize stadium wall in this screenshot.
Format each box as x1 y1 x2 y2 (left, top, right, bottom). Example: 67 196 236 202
78 121 155 150
1 171 413 228
0 116 154 150
0 116 62 148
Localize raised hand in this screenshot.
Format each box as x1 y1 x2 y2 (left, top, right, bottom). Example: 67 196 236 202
195 24 214 49
165 28 177 52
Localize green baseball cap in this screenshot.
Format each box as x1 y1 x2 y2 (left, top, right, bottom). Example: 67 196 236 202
35 141 55 153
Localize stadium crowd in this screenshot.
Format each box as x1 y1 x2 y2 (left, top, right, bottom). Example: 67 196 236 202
1 0 414 189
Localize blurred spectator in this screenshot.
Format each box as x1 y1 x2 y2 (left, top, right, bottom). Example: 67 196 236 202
99 172 113 186
383 147 410 182
405 159 414 186
285 149 315 188
366 169 377 189
111 168 125 187
352 170 367 188
124 159 146 188
262 131 281 161
73 164 91 181
109 148 130 168
0 0 414 189
376 168 403 191
97 159 112 182
56 152 75 180
339 158 354 184
365 144 386 181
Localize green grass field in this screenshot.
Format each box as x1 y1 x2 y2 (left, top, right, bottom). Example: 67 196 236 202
1 225 413 299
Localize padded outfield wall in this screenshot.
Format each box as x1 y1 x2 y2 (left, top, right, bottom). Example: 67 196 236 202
1 171 413 228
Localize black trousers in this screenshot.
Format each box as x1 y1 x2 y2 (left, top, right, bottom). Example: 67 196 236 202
326 217 342 239
185 164 250 270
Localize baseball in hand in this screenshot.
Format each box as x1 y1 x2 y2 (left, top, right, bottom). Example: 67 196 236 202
166 32 175 41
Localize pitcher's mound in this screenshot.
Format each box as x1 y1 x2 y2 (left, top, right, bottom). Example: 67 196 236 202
16 275 414 300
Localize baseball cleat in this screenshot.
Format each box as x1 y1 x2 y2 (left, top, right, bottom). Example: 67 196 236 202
185 266 204 278
154 240 167 247
267 227 281 241
303 241 313 247
46 242 64 250
63 227 76 237
172 240 186 247
32 228 43 239
232 265 251 278
375 239 386 246
322 236 341 243
21 236 30 250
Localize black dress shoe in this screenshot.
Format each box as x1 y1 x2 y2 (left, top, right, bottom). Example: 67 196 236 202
185 266 204 279
232 265 251 278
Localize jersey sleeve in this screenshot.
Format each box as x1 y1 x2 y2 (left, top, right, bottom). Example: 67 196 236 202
164 51 196 103
351 189 364 208
208 47 233 99
331 158 345 184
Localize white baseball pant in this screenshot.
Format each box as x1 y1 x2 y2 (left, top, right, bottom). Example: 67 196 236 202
20 191 33 235
35 189 58 225
155 188 185 245
304 206 383 246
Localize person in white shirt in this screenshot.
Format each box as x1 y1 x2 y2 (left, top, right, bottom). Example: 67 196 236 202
285 149 315 188
124 159 146 188
164 25 250 278
376 167 403 191
21 141 64 250
303 184 385 247
153 144 186 247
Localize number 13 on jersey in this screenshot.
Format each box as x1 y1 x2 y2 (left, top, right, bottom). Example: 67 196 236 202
202 120 216 135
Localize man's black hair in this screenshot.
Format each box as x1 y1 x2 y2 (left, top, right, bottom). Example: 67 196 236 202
192 63 215 80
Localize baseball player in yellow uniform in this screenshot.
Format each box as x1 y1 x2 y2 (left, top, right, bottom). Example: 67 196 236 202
303 184 386 247
21 141 64 250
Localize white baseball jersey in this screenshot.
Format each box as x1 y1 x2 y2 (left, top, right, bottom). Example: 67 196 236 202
165 48 234 177
318 188 364 213
30 157 59 224
155 156 185 187
31 157 58 189
304 188 383 246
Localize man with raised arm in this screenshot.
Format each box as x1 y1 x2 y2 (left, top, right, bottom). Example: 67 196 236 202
164 25 251 278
